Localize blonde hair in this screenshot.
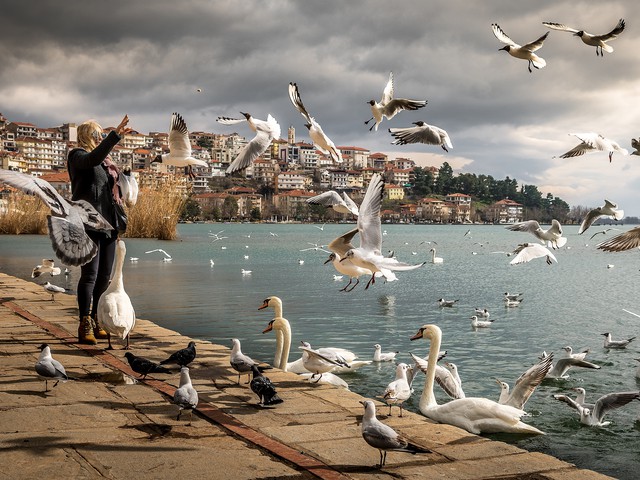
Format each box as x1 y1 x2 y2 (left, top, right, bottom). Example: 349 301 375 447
77 119 103 151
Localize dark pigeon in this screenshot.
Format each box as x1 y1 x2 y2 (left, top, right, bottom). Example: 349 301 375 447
160 341 196 367
250 365 283 406
124 352 171 378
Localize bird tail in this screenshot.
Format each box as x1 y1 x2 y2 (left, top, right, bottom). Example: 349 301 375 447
405 442 431 454
257 365 272 373
153 365 172 374
263 394 284 406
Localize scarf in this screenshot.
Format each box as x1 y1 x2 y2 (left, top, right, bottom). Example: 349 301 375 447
102 156 122 204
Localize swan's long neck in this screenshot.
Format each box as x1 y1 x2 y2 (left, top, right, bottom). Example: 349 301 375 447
110 240 126 290
419 329 442 410
274 318 292 371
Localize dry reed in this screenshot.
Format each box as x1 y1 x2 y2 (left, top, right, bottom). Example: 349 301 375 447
124 178 186 240
0 192 48 234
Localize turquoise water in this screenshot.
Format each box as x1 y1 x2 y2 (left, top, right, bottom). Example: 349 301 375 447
2 223 639 478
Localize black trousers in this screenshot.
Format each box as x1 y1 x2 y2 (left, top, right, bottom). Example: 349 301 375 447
77 230 117 318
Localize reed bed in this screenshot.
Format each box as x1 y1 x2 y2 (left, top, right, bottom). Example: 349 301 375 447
124 179 186 240
0 192 48 234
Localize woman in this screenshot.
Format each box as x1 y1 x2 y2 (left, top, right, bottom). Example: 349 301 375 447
67 114 129 344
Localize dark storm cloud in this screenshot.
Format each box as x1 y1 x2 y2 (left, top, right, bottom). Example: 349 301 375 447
1 0 638 212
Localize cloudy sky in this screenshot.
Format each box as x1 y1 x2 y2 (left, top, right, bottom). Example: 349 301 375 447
2 1 638 214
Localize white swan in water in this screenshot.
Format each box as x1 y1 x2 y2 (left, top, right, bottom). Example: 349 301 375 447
97 239 136 349
409 324 544 435
430 248 443 264
259 296 364 388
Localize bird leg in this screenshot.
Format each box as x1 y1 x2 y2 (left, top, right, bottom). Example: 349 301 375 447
346 278 360 292
364 116 374 125
176 409 182 421
124 334 130 350
609 151 613 163
339 279 353 292
106 333 114 350
365 275 376 289
527 60 533 73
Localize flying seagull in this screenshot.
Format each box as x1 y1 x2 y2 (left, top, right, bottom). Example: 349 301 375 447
217 112 281 174
578 200 624 235
124 352 171 378
492 23 549 73
389 121 452 152
506 219 567 249
365 72 427 131
306 191 359 216
542 19 625 56
556 133 628 163
360 399 431 468
0 169 113 266
288 82 342 164
496 353 554 409
32 259 61 278
509 243 558 265
151 113 207 178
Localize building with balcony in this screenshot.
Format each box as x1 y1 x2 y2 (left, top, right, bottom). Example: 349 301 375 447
485 198 524 224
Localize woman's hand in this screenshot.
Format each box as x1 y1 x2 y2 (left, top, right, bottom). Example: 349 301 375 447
115 115 130 136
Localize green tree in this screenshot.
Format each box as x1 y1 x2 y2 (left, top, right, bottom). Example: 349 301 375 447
411 167 434 197
434 162 454 195
181 196 201 221
250 207 261 221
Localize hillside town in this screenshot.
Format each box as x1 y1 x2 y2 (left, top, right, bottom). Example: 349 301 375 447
0 112 572 224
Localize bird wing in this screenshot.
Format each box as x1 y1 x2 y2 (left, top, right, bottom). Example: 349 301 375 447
594 19 625 42
216 116 247 125
357 173 385 252
328 228 359 257
380 72 394 105
390 123 447 146
521 31 549 52
553 394 581 412
558 141 593 158
491 23 519 47
46 215 99 266
307 190 344 207
597 226 640 252
288 82 312 123
579 208 603 235
168 113 193 159
299 346 347 367
382 99 427 119
508 355 553 408
434 365 465 399
342 192 359 215
592 391 639 422
542 22 580 34
506 220 542 236
226 117 279 174
510 243 557 265
0 169 69 217
632 138 640 150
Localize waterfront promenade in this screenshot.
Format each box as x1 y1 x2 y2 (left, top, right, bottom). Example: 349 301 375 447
0 272 612 480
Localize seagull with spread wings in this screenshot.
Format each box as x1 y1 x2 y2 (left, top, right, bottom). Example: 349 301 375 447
492 23 549 73
389 121 452 152
365 72 427 131
578 199 624 235
556 133 628 163
543 19 625 56
0 169 113 266
306 190 359 216
217 112 281 174
151 113 207 178
288 82 342 164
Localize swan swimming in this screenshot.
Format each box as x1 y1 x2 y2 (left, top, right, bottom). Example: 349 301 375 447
410 324 544 435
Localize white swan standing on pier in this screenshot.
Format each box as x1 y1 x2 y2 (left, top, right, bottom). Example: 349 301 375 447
97 239 136 349
409 324 544 435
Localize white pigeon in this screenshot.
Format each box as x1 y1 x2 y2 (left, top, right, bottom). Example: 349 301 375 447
389 121 452 152
543 19 625 56
35 343 69 392
32 259 61 278
96 239 136 350
365 72 427 131
217 112 281 174
152 113 207 177
556 133 628 163
578 200 624 235
506 219 567 249
492 23 549 73
360 400 431 468
306 191 359 216
341 173 425 289
43 282 66 301
0 169 113 266
509 243 558 265
288 82 342 164
597 226 640 252
173 366 198 424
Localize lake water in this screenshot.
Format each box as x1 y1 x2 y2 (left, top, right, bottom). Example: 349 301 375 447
2 223 639 478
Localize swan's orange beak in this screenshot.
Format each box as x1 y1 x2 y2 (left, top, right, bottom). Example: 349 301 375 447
262 321 274 334
410 329 424 341
258 299 269 310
